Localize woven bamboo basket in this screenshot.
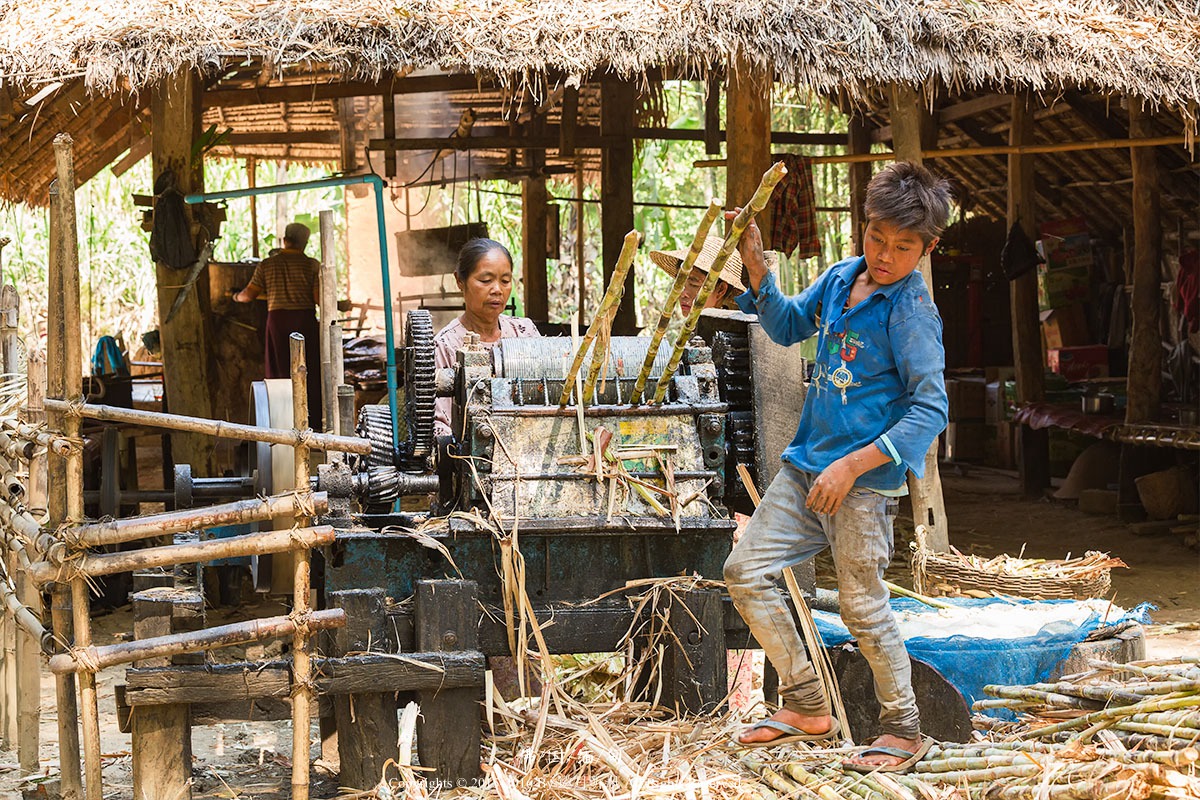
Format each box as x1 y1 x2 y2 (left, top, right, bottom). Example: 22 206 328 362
910 528 1113 600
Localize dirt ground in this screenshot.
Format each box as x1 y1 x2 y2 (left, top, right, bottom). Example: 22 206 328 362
2 468 1197 798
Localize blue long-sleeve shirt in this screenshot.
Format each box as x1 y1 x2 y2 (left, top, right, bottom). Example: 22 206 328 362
735 255 949 492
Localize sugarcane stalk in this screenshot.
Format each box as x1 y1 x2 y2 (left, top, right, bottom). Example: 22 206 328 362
558 230 640 407
651 161 788 404
779 762 842 800
631 200 720 403
814 766 881 800
1111 721 1200 740
884 580 953 609
915 754 1032 772
1020 695 1200 740
581 231 641 404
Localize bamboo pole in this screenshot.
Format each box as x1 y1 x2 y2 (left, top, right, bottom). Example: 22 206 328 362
0 431 35 462
290 333 314 800
64 491 328 548
694 134 1190 168
49 608 347 674
2 418 79 456
0 500 60 563
631 200 721 403
653 162 787 404
0 560 52 652
42 399 372 454
319 209 337 434
17 351 45 776
558 230 640 406
29 525 336 585
330 322 346 433
54 134 103 800
46 181 82 800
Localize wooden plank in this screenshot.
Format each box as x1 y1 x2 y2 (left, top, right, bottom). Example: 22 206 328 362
704 75 721 155
1006 93 1051 497
124 651 487 706
725 53 772 239
890 84 950 553
330 589 399 791
662 589 727 714
872 94 1011 143
382 92 396 179
151 70 217 476
416 580 481 785
1126 102 1163 424
224 131 340 146
559 87 579 157
600 78 637 335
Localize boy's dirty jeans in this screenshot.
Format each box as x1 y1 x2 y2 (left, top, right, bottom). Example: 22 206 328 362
724 463 920 739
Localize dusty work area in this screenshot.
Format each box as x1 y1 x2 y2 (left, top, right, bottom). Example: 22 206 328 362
3 469 1197 798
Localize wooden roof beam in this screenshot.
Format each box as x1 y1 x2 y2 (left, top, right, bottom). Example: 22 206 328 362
872 93 1011 143
203 74 492 109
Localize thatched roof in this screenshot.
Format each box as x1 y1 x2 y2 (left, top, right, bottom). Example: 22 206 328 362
2 1 1200 111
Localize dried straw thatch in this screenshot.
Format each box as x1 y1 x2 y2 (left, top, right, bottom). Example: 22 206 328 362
1 0 1200 111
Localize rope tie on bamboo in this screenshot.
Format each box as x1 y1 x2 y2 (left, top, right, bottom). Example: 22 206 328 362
65 398 87 418
68 644 101 673
294 491 317 520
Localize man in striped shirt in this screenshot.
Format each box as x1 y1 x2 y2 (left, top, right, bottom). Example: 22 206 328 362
233 221 321 427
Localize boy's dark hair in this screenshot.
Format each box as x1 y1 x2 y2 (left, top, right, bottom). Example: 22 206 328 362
863 162 952 245
456 238 513 282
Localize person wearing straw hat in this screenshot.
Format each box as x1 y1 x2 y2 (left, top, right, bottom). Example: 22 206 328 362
648 236 759 315
722 162 951 773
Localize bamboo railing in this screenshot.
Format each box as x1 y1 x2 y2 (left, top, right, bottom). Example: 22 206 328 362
0 134 356 800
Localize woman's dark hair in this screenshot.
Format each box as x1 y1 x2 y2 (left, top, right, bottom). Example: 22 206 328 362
456 238 513 282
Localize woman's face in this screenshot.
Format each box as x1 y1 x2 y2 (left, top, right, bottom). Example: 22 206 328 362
458 249 514 323
678 269 729 315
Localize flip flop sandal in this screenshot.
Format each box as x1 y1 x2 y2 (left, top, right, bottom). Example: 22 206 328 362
731 718 842 749
842 735 934 773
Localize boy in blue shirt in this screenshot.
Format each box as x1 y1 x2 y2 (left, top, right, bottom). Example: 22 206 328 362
725 162 951 772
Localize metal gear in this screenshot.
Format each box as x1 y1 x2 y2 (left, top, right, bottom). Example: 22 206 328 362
355 404 397 468
402 309 437 471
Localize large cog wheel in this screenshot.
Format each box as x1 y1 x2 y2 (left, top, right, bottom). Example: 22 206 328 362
403 309 437 471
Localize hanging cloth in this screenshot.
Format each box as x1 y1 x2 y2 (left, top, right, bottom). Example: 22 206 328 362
767 153 821 260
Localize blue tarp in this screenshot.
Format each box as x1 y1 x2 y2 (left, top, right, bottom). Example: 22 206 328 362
812 597 1153 715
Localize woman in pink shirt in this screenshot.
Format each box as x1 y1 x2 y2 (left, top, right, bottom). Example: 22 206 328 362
434 238 540 438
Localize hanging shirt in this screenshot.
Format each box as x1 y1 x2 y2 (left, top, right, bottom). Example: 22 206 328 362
736 256 948 492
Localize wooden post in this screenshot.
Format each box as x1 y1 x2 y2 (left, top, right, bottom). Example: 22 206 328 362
521 137 549 323
661 589 727 714
248 158 259 259
848 117 872 256
45 186 82 800
17 352 45 777
0 286 16 756
332 589 398 789
1007 93 1051 497
726 52 773 241
416 580 481 786
151 70 217 475
704 75 721 156
51 134 103 800
130 589 192 800
574 164 586 330
319 209 337 433
290 334 314 800
889 85 950 552
600 77 637 335
1125 101 1162 424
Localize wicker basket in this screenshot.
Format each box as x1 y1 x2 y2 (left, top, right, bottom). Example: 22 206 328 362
910 528 1113 601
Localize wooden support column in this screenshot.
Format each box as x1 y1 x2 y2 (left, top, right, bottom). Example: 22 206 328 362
1007 93 1051 497
521 122 550 323
600 77 637 335
1125 102 1163 424
17 351 44 778
726 53 772 240
151 70 217 475
130 589 193 800
889 84 949 553
45 190 82 800
416 580 481 786
332 589 399 790
318 210 337 433
848 117 872 256
661 589 727 714
1118 100 1165 519
704 75 721 156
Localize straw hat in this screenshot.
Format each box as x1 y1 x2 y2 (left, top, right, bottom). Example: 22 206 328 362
649 236 777 295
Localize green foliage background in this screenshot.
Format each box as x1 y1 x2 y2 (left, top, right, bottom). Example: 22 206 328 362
0 81 852 352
